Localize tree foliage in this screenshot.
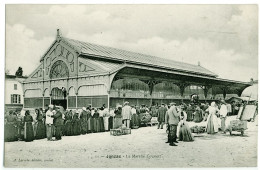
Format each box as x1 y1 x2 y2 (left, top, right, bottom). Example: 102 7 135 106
15 67 23 77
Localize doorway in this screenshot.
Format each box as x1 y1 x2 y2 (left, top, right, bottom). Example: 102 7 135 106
51 87 67 109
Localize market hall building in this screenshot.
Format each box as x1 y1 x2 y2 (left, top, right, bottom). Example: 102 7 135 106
22 30 251 109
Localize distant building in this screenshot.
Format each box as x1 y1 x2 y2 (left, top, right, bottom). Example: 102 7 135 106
5 74 27 112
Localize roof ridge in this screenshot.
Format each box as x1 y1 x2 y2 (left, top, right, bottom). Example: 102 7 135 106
64 37 191 65
63 37 217 77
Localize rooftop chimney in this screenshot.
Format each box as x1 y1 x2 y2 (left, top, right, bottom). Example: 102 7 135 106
56 29 61 41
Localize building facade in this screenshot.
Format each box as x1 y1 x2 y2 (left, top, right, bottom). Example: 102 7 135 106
22 30 251 109
5 75 27 111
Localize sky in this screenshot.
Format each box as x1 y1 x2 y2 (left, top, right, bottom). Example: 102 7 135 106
5 4 258 82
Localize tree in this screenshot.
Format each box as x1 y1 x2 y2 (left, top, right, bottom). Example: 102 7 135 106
15 67 23 77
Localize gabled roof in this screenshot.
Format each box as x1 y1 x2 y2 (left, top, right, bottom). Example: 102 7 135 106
62 37 218 78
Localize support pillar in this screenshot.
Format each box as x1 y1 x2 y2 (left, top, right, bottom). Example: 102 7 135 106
176 82 189 99
42 93 45 109
66 92 69 110
75 93 78 109
220 86 230 100
107 90 110 110
201 85 212 99
140 79 161 106
49 94 52 105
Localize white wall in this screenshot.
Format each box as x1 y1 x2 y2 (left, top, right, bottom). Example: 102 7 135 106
5 78 24 104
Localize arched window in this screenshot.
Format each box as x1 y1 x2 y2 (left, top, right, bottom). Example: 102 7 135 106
49 60 69 79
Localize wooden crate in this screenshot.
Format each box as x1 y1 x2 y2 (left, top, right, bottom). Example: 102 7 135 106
121 128 131 135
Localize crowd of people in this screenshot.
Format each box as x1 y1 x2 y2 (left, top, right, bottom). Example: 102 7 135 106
4 99 251 145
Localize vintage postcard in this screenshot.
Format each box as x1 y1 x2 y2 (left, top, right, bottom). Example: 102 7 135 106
3 4 258 168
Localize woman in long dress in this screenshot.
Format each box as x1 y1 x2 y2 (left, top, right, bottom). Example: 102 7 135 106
99 107 105 132
80 107 88 135
186 104 194 121
206 102 219 134
72 111 81 136
113 105 122 129
87 108 94 133
93 109 100 133
108 108 115 130
103 108 110 131
193 106 203 123
64 110 73 136
4 111 18 142
24 110 34 142
35 109 46 139
131 106 139 128
178 107 194 142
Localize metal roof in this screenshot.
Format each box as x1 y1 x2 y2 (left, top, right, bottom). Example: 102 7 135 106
62 37 218 78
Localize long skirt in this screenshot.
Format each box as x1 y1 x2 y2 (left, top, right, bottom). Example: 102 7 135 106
81 119 88 134
4 123 18 142
113 117 122 129
64 121 73 136
108 116 113 130
87 117 94 133
103 117 109 131
207 114 218 134
35 121 46 139
179 123 194 142
131 114 139 127
186 111 193 121
72 120 81 136
93 118 100 132
194 112 203 123
24 122 34 142
100 117 105 132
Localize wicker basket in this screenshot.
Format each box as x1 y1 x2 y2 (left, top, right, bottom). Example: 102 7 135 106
131 126 139 129
110 129 122 136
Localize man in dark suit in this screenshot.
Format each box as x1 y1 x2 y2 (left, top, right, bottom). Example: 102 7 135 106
157 103 167 129
165 102 180 146
52 106 64 140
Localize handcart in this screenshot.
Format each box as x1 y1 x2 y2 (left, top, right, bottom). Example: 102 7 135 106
227 120 247 136
227 103 257 136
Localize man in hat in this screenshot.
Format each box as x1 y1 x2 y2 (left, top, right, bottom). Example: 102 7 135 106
122 101 132 128
157 103 167 129
46 104 54 141
52 106 64 140
219 100 228 133
165 102 180 146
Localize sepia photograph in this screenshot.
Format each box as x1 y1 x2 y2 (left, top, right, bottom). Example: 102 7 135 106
3 3 259 168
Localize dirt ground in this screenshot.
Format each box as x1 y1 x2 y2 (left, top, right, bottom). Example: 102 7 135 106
4 116 258 168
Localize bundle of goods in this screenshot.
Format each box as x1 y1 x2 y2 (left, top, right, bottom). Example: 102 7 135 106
110 125 131 136
150 117 159 125
131 126 139 129
190 125 206 134
110 129 122 136
139 112 152 124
